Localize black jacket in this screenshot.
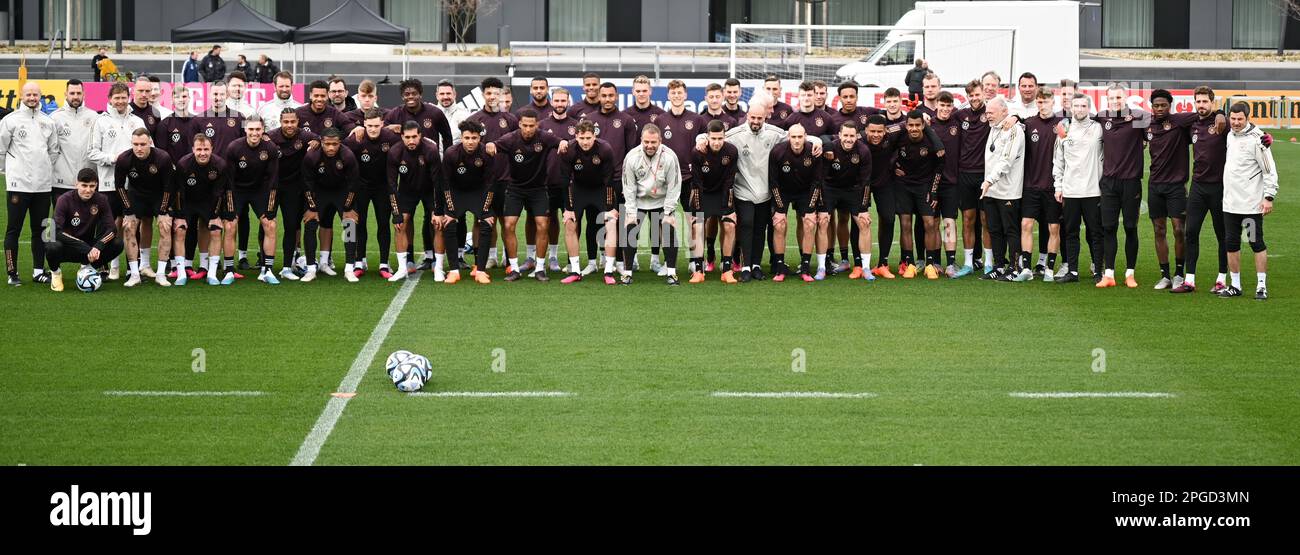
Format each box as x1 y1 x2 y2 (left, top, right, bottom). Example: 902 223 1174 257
253 60 279 84
199 53 226 82
905 67 927 93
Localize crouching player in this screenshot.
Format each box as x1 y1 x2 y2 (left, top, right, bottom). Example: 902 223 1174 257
45 168 124 291
558 120 619 284
171 134 235 286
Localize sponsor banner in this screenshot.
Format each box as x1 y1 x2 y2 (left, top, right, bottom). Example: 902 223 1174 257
0 79 305 113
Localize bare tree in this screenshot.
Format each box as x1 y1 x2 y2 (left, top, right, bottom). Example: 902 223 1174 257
1278 1 1300 55
442 0 501 52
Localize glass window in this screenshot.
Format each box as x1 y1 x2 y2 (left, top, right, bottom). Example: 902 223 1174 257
1233 0 1280 49
1103 0 1154 47
548 0 606 42
222 0 276 19
881 40 915 65
386 0 443 42
46 0 102 41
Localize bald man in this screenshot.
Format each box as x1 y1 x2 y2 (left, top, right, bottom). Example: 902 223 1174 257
1 82 59 286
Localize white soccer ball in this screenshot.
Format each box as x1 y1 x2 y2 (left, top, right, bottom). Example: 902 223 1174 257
393 360 427 392
75 267 102 292
385 350 414 382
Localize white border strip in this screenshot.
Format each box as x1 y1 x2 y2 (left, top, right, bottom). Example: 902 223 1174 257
1009 392 1176 399
408 391 574 398
711 391 877 399
103 390 266 397
291 274 422 466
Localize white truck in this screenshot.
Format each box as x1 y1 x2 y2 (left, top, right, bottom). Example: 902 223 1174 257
836 1 1080 87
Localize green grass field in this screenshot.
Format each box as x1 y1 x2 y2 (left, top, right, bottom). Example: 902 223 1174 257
2 132 1297 466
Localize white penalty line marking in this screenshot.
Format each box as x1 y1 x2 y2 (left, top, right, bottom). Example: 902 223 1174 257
1009 392 1176 399
291 273 422 467
408 391 574 398
103 390 266 397
711 391 877 399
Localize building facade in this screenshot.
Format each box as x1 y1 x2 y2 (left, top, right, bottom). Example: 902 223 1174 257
1 0 1296 50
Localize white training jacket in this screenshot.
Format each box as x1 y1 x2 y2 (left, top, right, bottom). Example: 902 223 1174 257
88 108 145 191
622 144 682 219
50 104 98 190
0 104 59 193
1223 123 1279 215
983 118 1025 200
258 97 302 131
1052 117 1103 198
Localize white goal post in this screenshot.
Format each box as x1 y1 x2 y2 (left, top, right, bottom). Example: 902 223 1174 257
729 24 1018 89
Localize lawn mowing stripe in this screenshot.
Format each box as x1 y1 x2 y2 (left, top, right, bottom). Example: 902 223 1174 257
711 391 878 399
407 391 575 398
103 391 267 397
290 273 422 466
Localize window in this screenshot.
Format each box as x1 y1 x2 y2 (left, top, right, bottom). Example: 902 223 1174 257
222 0 276 19
1103 0 1154 47
881 40 915 65
548 0 606 42
386 0 443 42
45 0 101 41
1233 0 1280 49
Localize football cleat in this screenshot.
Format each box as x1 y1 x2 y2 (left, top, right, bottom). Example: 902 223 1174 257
344 270 359 283
279 267 301 281
49 272 64 291
1095 276 1117 288
445 270 461 284
503 269 522 282
1011 268 1033 282
604 272 617 285
301 269 318 283
1055 272 1080 284
139 266 156 278
1211 281 1227 294
1153 276 1172 290
7 274 21 287
901 264 917 279
258 271 280 285
123 274 142 288
721 270 739 284
813 269 826 281
1217 285 1242 298
1255 287 1268 301
1171 275 1185 290
848 266 864 280
1170 282 1195 294
619 273 634 285
434 266 446 282
1125 275 1139 288
925 265 940 280
154 273 171 287
319 264 337 277
518 258 537 274
689 272 705 284
237 258 252 270
548 257 562 272
206 274 221 286
953 265 973 279
581 260 598 276
561 272 582 284
705 261 716 273
665 274 680 286
800 271 815 282
534 270 549 282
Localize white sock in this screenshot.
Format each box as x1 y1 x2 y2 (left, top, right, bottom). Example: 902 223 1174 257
344 262 354 273
128 260 139 276
434 253 446 270
1185 273 1196 287
488 247 498 261
157 260 167 275
1230 272 1241 289
983 248 992 263
1104 269 1115 278
396 252 408 270
817 253 827 270
207 257 218 275
199 252 209 267
295 255 306 268
110 258 119 270
604 257 616 273
508 257 519 271
1125 268 1135 278
319 251 329 266
424 250 434 261
238 249 247 260
651 254 660 266
863 254 872 269
526 245 536 260
569 256 580 272
1257 272 1266 289
1217 272 1227 285
963 249 973 267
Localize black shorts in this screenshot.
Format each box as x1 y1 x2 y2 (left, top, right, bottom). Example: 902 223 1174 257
397 190 435 216
695 188 736 218
1224 212 1266 253
490 182 507 217
232 189 271 220
446 187 491 221
128 190 165 218
1148 181 1187 220
895 184 935 217
504 186 550 218
547 186 565 213
1021 188 1061 223
312 189 352 226
106 189 126 220
818 186 869 215
935 182 959 219
775 187 815 216
179 205 218 223
958 172 983 211
570 186 612 215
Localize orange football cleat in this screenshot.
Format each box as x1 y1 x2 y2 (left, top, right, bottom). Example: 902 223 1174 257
924 264 939 280
848 266 864 279
873 265 896 279
721 270 738 284
901 264 917 279
689 272 705 283
1096 276 1116 288
1125 275 1138 288
444 270 461 284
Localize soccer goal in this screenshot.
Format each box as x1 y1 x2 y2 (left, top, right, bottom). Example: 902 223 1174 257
729 24 1017 88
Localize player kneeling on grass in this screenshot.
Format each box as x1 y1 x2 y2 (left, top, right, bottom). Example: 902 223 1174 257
44 168 124 291
621 124 682 286
115 128 173 287
1220 102 1278 300
558 120 619 284
690 119 741 283
301 127 362 282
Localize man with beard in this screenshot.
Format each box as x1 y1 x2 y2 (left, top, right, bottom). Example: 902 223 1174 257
258 71 301 132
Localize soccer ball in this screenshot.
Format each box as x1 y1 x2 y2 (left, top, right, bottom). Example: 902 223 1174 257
75 267 102 292
393 360 431 392
385 350 414 381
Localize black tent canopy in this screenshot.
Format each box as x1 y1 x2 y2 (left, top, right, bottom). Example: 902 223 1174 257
292 0 410 44
170 0 294 43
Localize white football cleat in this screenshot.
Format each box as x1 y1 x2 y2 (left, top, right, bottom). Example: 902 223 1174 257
139 266 156 278
154 273 171 287
580 260 598 276
1171 275 1185 290
279 267 301 281
434 266 446 282
318 263 337 277
123 274 142 287
387 268 408 282
1153 276 1172 290
107 263 120 281
344 270 359 283
300 268 318 282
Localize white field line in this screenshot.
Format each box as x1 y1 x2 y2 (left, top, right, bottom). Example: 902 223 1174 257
290 273 421 466
103 390 266 397
1009 392 1176 399
407 391 575 398
711 391 877 399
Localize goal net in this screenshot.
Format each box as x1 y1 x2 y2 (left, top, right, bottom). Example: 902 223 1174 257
730 24 1016 89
